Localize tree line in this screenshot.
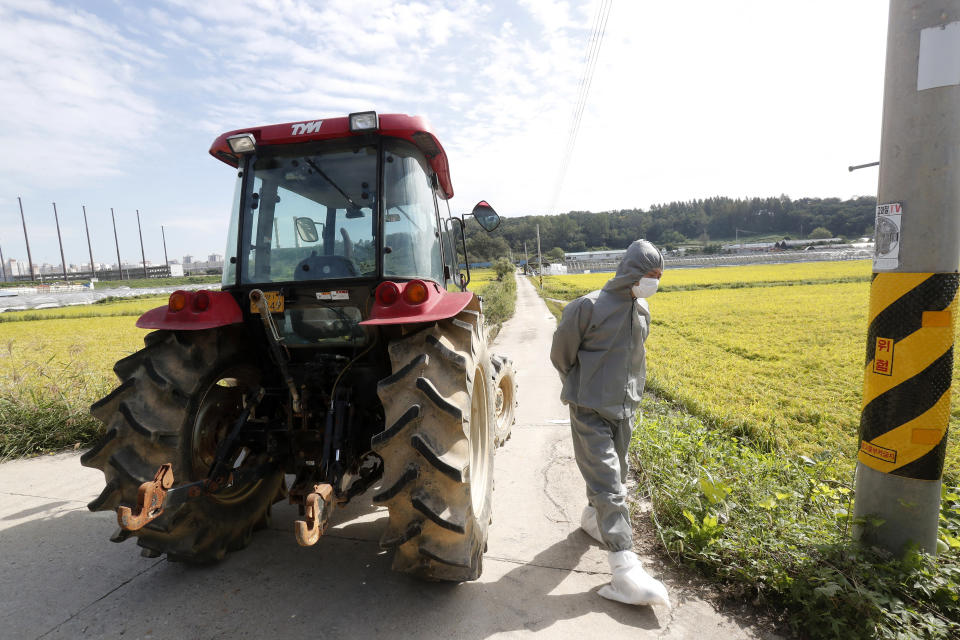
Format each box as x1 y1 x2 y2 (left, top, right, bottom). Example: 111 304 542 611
460 195 877 263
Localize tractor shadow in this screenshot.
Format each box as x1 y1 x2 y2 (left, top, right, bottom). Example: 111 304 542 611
1 499 663 638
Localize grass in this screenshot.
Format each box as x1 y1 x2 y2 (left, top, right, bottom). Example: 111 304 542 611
469 268 516 339
542 259 872 300
0 296 166 323
466 268 496 289
633 397 960 640
92 275 220 289
0 316 149 459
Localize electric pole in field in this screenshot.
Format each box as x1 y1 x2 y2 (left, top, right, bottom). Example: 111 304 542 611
853 0 960 555
0 243 6 282
536 223 543 290
52 202 67 281
111 208 123 280
82 205 95 278
136 209 147 279
161 225 170 275
18 197 35 281
523 241 529 275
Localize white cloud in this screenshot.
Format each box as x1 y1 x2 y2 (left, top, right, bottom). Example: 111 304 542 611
0 1 162 192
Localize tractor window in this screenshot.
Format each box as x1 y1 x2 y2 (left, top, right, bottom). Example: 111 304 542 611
240 143 378 284
382 140 444 283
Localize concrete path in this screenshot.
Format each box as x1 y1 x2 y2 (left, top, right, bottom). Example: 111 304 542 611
0 275 778 639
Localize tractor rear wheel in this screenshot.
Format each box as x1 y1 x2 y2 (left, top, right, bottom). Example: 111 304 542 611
491 354 517 447
81 327 283 563
373 305 495 581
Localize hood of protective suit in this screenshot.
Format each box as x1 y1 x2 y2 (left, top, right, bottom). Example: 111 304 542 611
602 240 664 297
550 240 663 421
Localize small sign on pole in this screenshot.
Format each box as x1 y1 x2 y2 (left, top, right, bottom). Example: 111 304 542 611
873 202 903 270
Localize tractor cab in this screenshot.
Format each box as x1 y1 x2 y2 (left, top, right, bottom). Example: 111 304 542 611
208 111 498 347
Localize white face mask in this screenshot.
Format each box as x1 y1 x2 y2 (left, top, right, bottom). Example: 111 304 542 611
632 278 659 298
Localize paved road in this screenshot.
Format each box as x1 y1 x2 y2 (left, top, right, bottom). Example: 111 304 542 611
0 275 776 639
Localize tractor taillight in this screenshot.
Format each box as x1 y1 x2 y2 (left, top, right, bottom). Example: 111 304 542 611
349 111 379 132
402 280 429 305
376 281 400 306
168 291 187 312
193 291 210 312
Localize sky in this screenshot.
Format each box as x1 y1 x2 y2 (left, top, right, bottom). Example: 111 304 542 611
0 0 888 267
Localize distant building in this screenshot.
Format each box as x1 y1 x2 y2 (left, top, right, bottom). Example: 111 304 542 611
564 249 626 274
182 253 224 275
543 263 568 275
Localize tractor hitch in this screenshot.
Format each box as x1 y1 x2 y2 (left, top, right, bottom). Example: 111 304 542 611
117 459 279 531
116 464 174 531
291 482 336 546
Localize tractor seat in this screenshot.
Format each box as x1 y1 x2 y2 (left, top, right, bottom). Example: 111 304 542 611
295 254 358 280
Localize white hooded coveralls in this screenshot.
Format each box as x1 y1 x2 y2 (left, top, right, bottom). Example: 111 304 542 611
549 240 663 551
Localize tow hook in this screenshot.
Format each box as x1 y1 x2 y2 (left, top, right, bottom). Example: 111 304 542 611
117 464 174 531
292 483 335 546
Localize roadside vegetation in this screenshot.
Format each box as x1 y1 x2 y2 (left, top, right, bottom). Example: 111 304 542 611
540 261 960 639
0 296 166 323
542 259 871 299
468 261 518 338
0 317 149 459
634 397 960 639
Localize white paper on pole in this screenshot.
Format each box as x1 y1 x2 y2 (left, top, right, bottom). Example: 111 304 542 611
918 21 960 91
873 203 903 270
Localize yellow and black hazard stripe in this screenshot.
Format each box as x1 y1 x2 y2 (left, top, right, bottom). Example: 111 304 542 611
859 272 958 480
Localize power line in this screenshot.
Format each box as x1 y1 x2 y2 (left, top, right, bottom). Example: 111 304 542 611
547 0 613 215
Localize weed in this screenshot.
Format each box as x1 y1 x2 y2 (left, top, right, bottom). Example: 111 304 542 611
0 316 147 459
633 397 960 639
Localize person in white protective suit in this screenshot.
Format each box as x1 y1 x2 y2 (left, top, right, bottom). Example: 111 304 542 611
549 239 670 608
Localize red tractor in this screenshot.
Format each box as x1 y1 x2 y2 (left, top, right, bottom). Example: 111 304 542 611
81 112 517 581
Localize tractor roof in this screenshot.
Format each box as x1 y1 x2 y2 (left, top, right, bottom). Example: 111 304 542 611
209 113 453 199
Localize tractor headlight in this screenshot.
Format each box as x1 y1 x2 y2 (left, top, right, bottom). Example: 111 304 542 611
226 133 257 154
349 111 379 132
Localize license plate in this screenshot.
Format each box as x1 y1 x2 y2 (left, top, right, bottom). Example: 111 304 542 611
251 291 284 313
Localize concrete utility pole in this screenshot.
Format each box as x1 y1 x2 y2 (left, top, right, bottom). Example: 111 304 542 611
18 197 35 281
82 205 96 277
0 243 6 282
136 209 148 279
161 225 170 275
536 224 543 289
111 208 123 280
52 202 67 281
523 241 529 275
853 0 960 555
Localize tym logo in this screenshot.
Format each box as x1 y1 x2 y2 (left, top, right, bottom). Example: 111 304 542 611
291 120 323 135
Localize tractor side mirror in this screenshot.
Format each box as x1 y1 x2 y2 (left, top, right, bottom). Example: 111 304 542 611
295 217 320 243
472 201 501 232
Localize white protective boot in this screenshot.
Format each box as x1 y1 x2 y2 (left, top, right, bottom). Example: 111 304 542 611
580 504 604 543
598 550 671 607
